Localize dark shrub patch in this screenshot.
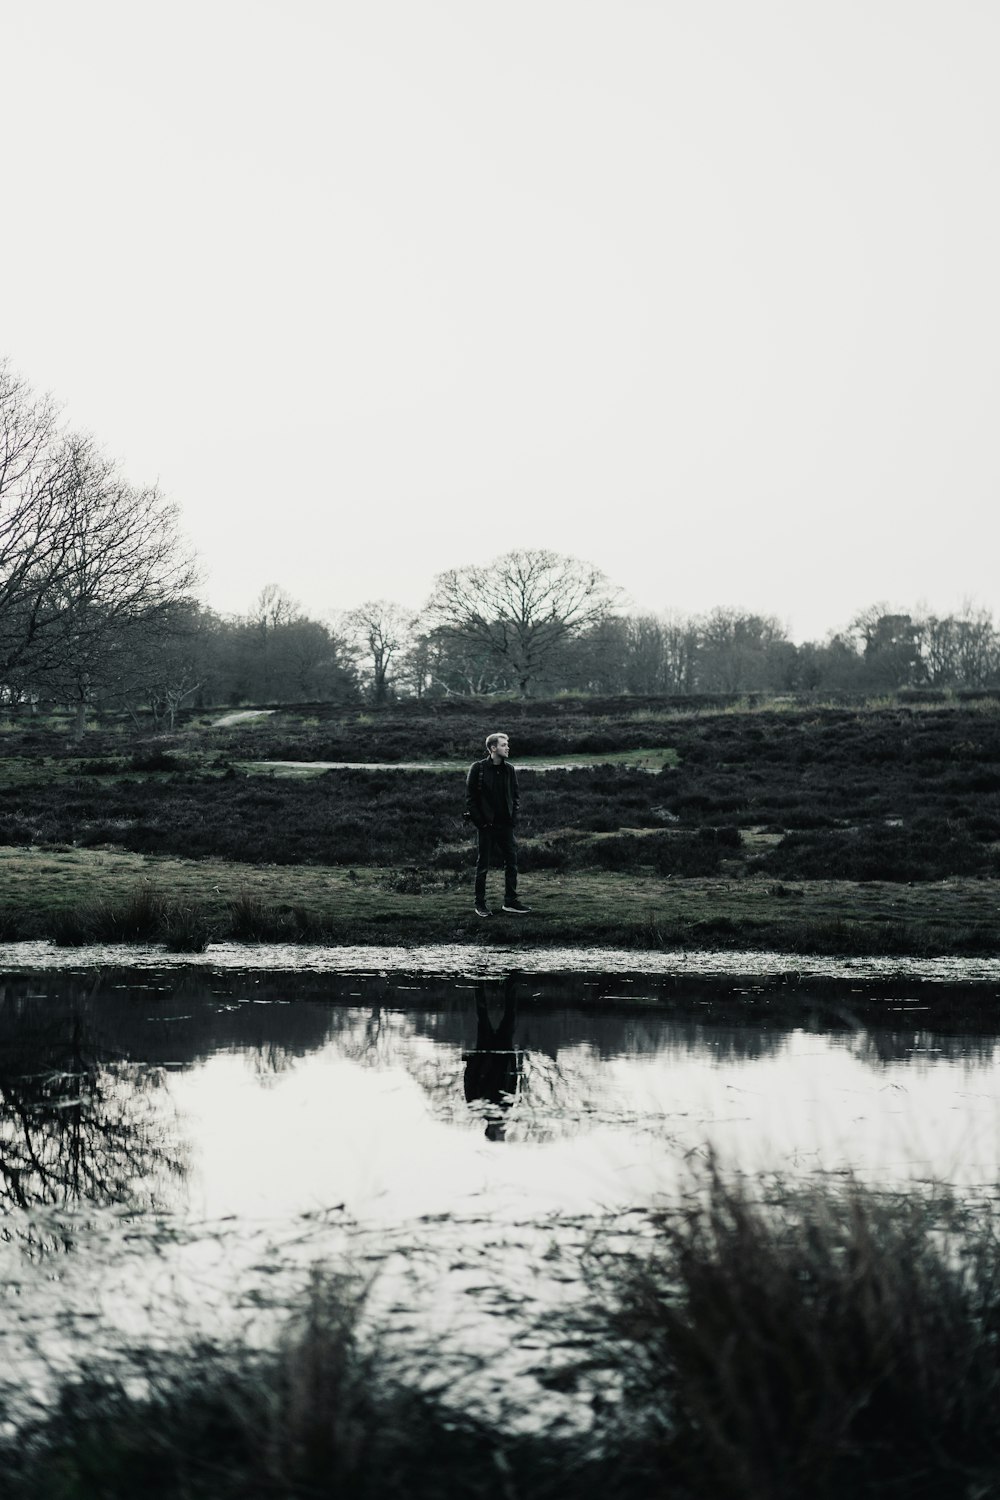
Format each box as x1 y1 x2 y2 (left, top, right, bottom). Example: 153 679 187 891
79 758 125 775
161 905 213 952
517 841 571 872
130 750 182 772
758 826 1000 882
697 825 742 848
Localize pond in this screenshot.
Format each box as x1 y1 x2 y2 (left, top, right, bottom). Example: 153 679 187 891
2 953 1000 1420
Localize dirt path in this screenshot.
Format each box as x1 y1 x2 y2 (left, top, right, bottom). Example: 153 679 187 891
210 709 277 728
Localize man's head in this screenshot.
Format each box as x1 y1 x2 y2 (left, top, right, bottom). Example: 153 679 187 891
485 731 510 761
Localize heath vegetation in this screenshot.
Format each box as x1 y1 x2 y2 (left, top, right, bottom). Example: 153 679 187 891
1 696 999 952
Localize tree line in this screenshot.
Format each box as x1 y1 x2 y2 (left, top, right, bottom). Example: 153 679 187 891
3 359 998 726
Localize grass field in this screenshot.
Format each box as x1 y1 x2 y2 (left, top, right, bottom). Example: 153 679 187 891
2 846 997 954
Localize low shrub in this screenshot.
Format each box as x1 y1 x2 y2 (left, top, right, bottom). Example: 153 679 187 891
129 750 182 773
758 826 1000 882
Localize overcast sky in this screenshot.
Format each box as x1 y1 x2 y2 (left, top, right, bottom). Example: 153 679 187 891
2 0 997 642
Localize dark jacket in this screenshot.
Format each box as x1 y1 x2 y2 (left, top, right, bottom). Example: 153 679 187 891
466 757 519 829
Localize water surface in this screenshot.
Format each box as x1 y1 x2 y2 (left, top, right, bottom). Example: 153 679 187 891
3 960 999 1416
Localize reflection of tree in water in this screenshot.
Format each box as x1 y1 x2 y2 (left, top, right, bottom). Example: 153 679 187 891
0 1009 186 1249
844 1027 1000 1069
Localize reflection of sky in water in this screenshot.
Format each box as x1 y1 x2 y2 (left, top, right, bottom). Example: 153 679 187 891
171 1023 1000 1234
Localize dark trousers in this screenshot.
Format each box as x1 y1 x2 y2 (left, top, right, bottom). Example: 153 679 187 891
475 822 518 906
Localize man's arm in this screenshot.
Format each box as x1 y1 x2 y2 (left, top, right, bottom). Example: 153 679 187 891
510 765 519 824
466 762 486 827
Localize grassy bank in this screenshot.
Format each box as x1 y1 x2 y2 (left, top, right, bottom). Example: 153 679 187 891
3 697 1000 955
1 847 998 955
6 1171 1000 1499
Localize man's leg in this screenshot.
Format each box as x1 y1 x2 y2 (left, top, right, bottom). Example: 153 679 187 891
494 824 518 904
474 828 492 909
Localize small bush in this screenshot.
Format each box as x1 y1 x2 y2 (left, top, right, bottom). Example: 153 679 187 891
130 750 181 773
90 886 166 941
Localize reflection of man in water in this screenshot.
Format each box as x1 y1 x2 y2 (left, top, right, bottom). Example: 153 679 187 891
463 979 521 1141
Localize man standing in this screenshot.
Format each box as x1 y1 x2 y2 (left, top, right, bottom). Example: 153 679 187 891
466 732 531 917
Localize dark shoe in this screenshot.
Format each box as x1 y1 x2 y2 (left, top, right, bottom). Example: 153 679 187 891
501 900 531 914
474 904 492 918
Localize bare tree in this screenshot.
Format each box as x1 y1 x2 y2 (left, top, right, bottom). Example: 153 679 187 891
40 435 198 734
103 599 215 728
2 363 198 727
344 599 414 704
918 605 999 689
251 583 300 635
696 607 791 693
426 548 620 697
0 362 77 679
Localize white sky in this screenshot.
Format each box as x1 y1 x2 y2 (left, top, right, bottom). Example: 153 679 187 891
2 0 998 642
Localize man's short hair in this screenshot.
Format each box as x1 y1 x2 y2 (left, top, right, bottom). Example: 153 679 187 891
485 731 507 751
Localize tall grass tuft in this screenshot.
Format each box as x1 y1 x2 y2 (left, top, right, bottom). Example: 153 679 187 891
594 1164 1000 1499
226 890 295 941
160 903 213 952
51 884 167 945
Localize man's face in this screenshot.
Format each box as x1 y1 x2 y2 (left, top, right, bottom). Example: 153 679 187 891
493 735 510 759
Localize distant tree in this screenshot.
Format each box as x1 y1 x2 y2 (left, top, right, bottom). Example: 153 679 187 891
696 608 791 693
917 606 999 689
951 606 1000 688
213 587 357 705
400 626 514 697
104 600 216 728
344 599 414 704
660 613 701 693
278 616 356 700
560 616 630 694
426 549 621 697
849 606 922 690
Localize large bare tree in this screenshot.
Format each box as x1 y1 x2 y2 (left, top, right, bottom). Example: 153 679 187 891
1 363 197 723
426 549 620 696
0 361 76 681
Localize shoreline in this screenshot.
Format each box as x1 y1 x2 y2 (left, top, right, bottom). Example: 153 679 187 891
3 935 1000 983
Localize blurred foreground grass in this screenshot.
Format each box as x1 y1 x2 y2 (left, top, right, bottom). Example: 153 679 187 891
5 1168 1000 1499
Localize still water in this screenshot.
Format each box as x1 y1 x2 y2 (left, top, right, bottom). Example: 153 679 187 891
2 956 999 1413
